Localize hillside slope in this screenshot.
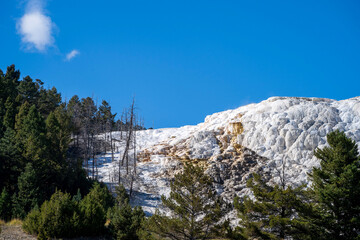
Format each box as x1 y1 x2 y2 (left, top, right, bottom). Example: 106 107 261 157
94 96 360 215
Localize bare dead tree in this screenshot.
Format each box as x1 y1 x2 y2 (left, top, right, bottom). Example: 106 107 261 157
121 100 134 175
275 158 287 190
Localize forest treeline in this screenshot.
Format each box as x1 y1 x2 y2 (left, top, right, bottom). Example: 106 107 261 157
0 64 143 220
1 64 359 239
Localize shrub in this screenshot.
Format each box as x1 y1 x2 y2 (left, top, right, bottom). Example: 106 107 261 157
79 182 114 236
23 182 114 239
108 204 146 240
22 209 40 235
23 190 80 239
107 185 148 240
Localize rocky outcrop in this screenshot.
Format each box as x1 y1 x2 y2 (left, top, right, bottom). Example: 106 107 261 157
96 96 360 214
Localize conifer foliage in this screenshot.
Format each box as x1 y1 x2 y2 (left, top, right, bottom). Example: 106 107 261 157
108 185 147 240
0 64 120 222
234 173 308 240
307 130 360 240
23 183 114 239
146 163 227 240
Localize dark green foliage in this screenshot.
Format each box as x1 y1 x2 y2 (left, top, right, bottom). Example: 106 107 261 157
0 65 20 103
38 86 61 117
20 105 47 162
146 163 227 240
0 188 12 221
45 107 72 174
21 207 41 235
23 190 80 239
16 76 41 107
108 203 146 240
14 101 31 137
79 182 114 236
0 128 22 191
305 130 360 240
234 173 309 240
99 100 116 133
23 183 115 239
114 184 130 206
72 188 82 202
12 163 41 219
0 65 129 234
3 97 16 129
107 185 148 240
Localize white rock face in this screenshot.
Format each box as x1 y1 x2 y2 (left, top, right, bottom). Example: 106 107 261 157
95 96 360 214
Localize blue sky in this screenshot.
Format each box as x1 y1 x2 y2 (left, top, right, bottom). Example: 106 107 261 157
1 0 360 128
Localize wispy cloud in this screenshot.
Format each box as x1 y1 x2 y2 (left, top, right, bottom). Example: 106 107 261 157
17 0 55 52
66 49 80 61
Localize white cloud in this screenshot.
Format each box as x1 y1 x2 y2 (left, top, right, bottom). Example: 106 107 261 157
17 0 54 51
66 49 80 61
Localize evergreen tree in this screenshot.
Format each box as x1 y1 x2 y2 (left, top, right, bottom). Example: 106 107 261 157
0 128 22 191
3 97 16 129
0 188 12 221
79 182 114 236
72 189 82 202
13 163 41 219
0 99 5 136
306 130 360 240
14 101 31 135
108 202 146 240
234 173 309 240
38 86 61 117
45 107 71 165
0 64 20 102
20 105 47 162
146 163 227 240
98 100 116 132
16 76 41 106
108 185 148 240
67 95 82 144
33 190 80 239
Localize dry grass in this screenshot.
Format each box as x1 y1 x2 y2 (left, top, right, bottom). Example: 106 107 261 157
7 219 23 226
0 219 5 225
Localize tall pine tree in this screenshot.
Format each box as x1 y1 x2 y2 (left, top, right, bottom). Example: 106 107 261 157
12 163 41 219
146 163 227 240
234 173 309 240
306 130 360 240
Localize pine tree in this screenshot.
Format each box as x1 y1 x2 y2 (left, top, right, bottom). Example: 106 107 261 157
108 201 146 240
98 100 116 132
0 64 20 102
67 95 82 148
234 173 309 240
79 182 114 236
16 76 41 106
306 130 360 240
108 185 148 240
38 86 61 117
12 163 41 219
23 190 81 239
45 107 71 165
3 97 16 130
14 101 31 135
0 188 12 221
0 128 23 191
21 105 47 161
146 163 227 240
